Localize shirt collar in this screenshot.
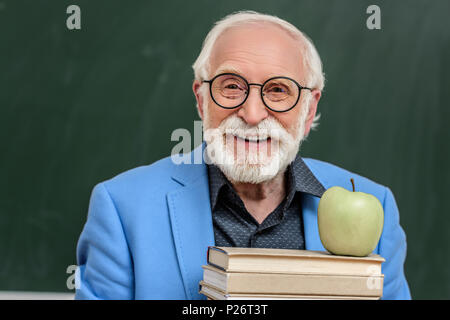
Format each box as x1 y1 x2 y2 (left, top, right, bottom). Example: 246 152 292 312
206 164 231 211
206 154 326 210
290 153 326 197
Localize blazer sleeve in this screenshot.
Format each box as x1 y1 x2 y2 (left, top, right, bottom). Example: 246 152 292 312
378 187 412 300
75 183 134 299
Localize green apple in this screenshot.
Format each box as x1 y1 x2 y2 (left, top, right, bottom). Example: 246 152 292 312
318 179 384 257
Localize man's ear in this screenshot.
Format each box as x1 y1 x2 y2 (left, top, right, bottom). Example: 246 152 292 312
193 80 205 120
303 89 322 137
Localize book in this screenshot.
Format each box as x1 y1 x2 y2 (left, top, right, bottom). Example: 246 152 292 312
201 264 384 297
199 281 380 300
207 246 385 276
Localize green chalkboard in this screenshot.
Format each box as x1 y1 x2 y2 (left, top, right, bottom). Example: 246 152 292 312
0 0 449 299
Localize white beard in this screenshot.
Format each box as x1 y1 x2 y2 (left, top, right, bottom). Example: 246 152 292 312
203 99 309 184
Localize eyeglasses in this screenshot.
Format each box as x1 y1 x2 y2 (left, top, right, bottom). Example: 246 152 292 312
203 73 312 113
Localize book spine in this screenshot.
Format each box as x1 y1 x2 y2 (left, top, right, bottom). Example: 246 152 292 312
207 246 227 272
206 246 211 264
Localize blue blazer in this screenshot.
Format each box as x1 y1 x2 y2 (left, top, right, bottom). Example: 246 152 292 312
75 144 411 300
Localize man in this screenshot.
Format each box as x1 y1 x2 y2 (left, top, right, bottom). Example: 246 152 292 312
75 11 411 299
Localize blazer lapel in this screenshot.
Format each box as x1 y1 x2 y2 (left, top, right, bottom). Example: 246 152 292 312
167 144 214 300
302 193 326 251
301 158 329 252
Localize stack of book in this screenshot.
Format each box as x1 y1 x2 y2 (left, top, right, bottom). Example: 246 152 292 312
199 246 385 300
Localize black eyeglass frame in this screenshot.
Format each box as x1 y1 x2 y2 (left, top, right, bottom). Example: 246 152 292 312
202 72 313 113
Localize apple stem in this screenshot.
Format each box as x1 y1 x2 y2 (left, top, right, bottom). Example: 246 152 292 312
350 178 355 192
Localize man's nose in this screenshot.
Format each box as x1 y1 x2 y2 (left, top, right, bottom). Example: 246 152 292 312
237 85 269 126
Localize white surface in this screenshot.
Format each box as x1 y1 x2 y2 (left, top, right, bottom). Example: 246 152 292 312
0 291 75 300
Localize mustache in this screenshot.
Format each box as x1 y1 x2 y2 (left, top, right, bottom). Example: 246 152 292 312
215 115 293 141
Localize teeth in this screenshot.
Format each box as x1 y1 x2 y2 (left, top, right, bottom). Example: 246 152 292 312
235 135 269 142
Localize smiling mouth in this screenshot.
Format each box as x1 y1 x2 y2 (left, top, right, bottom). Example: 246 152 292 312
226 134 273 151
234 135 271 143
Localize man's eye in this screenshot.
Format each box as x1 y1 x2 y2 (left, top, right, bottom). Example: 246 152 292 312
225 84 241 90
268 86 286 93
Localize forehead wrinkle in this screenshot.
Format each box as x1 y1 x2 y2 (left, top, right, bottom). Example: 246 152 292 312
214 58 302 84
214 64 245 76
214 47 296 68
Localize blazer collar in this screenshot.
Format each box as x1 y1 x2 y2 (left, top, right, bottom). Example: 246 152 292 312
170 143 207 187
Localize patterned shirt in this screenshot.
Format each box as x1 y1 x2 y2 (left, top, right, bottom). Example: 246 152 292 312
207 154 326 249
